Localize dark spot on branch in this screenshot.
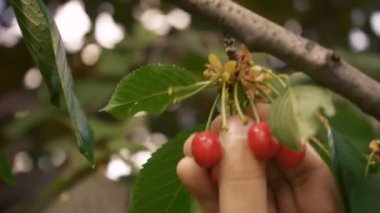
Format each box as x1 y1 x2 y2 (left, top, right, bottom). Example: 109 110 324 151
326 51 341 67
228 6 233 12
305 41 316 51
331 52 341 63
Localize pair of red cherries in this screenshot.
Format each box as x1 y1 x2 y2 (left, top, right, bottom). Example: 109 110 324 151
191 122 306 186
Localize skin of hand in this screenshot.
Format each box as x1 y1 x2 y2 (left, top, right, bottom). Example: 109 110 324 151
176 104 340 213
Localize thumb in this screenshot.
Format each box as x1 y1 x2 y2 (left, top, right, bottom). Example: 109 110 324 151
218 116 268 213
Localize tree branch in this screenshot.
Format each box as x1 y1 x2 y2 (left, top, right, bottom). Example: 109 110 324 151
168 0 380 120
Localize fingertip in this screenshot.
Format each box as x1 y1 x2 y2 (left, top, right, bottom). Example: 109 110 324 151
210 116 222 133
183 134 195 156
177 158 200 193
176 157 190 182
176 157 217 198
220 116 252 144
245 103 268 122
176 157 219 213
256 102 269 121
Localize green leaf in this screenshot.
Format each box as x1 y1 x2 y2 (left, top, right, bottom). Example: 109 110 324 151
331 130 366 184
11 0 94 165
328 128 366 212
103 64 205 119
349 172 380 213
268 73 335 151
128 126 203 213
0 154 14 185
330 102 378 152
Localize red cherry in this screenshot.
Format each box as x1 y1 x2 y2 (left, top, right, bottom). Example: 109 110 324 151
248 122 279 160
210 167 218 188
191 131 221 168
276 143 306 168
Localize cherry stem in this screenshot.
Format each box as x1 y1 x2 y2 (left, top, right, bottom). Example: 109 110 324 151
206 94 220 131
239 81 260 123
221 82 228 131
315 113 336 156
263 68 287 88
248 97 260 123
277 74 289 87
364 152 375 177
233 83 248 124
257 87 274 103
310 137 330 157
316 113 330 130
263 82 280 97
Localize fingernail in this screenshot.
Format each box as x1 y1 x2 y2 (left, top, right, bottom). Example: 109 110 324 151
220 116 252 144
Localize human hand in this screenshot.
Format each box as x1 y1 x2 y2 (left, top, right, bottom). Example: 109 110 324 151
176 105 339 213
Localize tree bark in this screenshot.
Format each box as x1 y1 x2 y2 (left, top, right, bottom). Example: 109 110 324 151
168 0 380 120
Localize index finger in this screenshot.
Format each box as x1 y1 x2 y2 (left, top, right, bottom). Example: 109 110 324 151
218 116 268 213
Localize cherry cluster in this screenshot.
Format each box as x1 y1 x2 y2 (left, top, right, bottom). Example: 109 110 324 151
189 37 308 186
191 122 306 187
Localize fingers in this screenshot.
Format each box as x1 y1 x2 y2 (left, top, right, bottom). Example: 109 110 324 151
180 133 219 212
181 116 269 213
183 134 195 157
279 144 339 212
219 116 268 213
267 187 278 213
267 164 298 213
247 102 339 211
177 157 219 213
256 102 269 121
210 115 222 132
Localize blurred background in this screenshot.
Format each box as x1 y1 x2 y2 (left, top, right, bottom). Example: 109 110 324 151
1 0 380 212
